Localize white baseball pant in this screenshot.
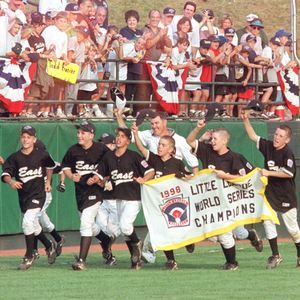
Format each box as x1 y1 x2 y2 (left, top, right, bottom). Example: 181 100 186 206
38 192 55 233
217 231 235 249
23 208 42 236
117 200 141 236
263 208 300 243
79 202 101 237
233 225 249 240
96 199 120 238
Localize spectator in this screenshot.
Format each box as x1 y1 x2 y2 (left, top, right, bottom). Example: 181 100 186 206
199 9 219 40
94 0 108 28
4 0 27 24
159 7 176 45
6 17 22 53
218 14 238 46
39 0 67 15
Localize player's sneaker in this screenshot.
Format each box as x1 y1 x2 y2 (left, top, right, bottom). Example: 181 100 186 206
141 250 156 264
223 261 239 271
249 229 263 252
165 260 178 270
102 252 117 266
18 256 34 270
72 257 86 271
296 257 300 268
32 250 40 261
46 242 57 264
56 236 65 257
185 243 195 253
131 240 142 264
131 261 142 270
266 254 283 269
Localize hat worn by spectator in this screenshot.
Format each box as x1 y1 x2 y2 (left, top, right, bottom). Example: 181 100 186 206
21 125 36 137
65 3 80 12
241 45 252 54
31 12 44 25
246 13 258 23
76 26 90 37
243 100 264 112
224 28 235 36
246 34 257 42
116 127 132 140
275 29 292 38
200 39 211 49
250 18 264 28
98 133 115 144
218 35 228 46
110 87 126 110
270 37 281 46
75 121 96 134
207 35 220 43
163 7 176 16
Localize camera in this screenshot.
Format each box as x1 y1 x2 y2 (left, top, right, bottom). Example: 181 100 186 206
112 34 122 41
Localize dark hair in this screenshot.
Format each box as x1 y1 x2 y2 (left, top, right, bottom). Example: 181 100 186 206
177 16 192 33
107 24 119 34
176 37 190 47
152 111 168 120
184 1 197 12
278 125 292 138
125 10 140 23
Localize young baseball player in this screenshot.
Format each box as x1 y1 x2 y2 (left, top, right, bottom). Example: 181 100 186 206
187 120 263 270
96 133 120 266
242 112 300 269
61 121 111 271
98 127 155 270
1 125 57 270
132 122 192 270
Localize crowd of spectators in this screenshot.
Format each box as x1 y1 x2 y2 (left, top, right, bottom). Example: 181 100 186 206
0 0 298 120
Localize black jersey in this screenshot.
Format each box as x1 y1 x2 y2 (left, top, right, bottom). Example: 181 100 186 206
147 151 189 178
61 142 108 211
28 34 46 53
1 148 56 213
99 149 154 201
258 137 297 212
194 141 249 175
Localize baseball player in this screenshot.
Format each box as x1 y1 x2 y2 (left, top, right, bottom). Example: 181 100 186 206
243 112 300 269
115 109 199 263
132 123 192 270
98 127 155 270
1 125 57 270
96 133 120 266
61 121 111 271
187 120 262 270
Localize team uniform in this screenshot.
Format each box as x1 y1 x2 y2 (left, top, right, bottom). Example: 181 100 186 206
98 148 154 269
258 137 300 267
1 147 57 269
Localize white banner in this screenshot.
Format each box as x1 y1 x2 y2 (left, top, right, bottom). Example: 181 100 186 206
141 168 279 251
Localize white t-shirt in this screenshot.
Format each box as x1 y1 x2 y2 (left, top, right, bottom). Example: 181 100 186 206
42 25 68 59
240 33 263 55
171 47 186 65
261 46 278 83
39 0 67 14
79 63 98 91
68 36 85 64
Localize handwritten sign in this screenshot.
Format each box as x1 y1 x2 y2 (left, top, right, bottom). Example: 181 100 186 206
46 59 79 84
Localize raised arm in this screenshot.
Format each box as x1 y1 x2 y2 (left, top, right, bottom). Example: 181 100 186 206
186 119 206 149
114 108 127 128
241 111 259 142
131 122 149 158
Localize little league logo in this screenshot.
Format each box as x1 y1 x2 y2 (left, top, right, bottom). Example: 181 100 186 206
160 195 190 228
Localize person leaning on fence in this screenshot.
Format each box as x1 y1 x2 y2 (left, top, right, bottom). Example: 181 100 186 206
242 112 300 269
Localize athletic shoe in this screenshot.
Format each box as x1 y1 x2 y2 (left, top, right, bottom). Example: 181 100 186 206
46 242 57 264
131 261 142 270
56 110 67 119
266 254 283 269
141 250 156 264
249 229 263 252
32 250 40 261
131 240 142 264
296 257 300 268
165 260 178 270
104 253 117 266
185 243 195 253
56 236 65 257
223 261 239 271
72 257 86 271
18 256 34 270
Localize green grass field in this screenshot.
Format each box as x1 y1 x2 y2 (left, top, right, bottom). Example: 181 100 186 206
0 242 299 300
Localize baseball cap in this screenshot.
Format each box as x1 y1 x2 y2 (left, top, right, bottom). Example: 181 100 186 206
136 109 156 126
31 12 43 25
163 7 176 16
275 29 292 38
240 45 252 54
204 103 224 122
270 37 281 46
76 26 90 37
200 39 211 49
224 28 235 36
250 18 264 28
116 127 132 140
65 3 79 12
110 87 126 110
207 35 220 43
98 133 115 144
246 34 257 42
246 13 258 22
203 9 214 17
21 125 36 136
75 121 95 134
243 100 264 112
218 36 228 46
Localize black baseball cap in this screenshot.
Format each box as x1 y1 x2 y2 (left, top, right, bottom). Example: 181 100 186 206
21 125 36 136
65 3 79 12
75 121 95 134
243 100 264 111
200 39 211 49
98 133 115 144
163 7 176 16
116 127 132 140
31 12 44 25
224 28 235 36
136 109 156 126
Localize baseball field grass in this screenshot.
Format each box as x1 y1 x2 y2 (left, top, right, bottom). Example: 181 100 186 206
0 241 299 300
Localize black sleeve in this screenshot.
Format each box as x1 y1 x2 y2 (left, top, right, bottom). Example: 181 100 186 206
147 151 159 168
97 152 110 179
61 148 74 170
282 149 296 177
1 154 17 181
234 153 254 176
42 151 56 169
258 137 270 157
134 152 153 177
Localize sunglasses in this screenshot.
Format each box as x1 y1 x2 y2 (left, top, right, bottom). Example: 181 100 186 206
250 26 261 30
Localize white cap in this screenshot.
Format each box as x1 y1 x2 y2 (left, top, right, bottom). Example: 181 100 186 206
246 13 258 22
